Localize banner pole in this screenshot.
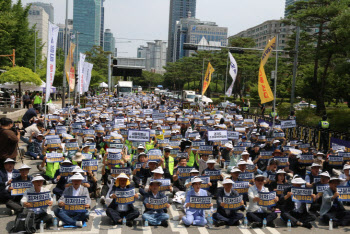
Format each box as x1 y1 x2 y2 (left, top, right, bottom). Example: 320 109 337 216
272 33 279 129
224 55 229 103
201 58 205 112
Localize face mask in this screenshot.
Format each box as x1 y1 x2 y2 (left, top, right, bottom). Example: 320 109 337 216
318 156 323 160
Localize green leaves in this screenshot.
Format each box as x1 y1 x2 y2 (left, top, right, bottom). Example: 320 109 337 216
0 66 42 85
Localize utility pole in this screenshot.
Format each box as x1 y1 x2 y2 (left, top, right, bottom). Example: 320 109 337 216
272 32 280 128
34 32 36 73
62 0 69 108
0 49 16 67
108 53 112 95
290 26 300 111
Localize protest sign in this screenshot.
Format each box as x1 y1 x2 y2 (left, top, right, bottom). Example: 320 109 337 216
258 192 277 208
113 188 135 204
222 195 243 210
81 159 98 172
176 152 188 159
11 181 32 196
109 143 124 149
280 120 296 129
151 179 171 191
64 196 88 212
177 167 194 178
189 196 212 209
291 187 313 203
276 184 292 195
134 163 144 172
60 165 76 177
199 176 210 190
46 153 64 163
110 168 132 178
299 155 314 165
246 164 256 173
107 152 123 165
329 155 343 167
147 149 163 161
192 141 205 150
233 181 250 194
274 156 288 168
207 130 228 141
337 186 350 202
46 138 61 148
27 191 51 208
65 142 79 151
203 170 221 181
238 172 254 182
260 151 273 160
147 196 169 210
233 147 246 154
316 184 329 195
127 130 150 142
199 145 213 155
339 152 350 161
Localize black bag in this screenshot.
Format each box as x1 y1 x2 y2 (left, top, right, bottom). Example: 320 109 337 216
10 209 36 234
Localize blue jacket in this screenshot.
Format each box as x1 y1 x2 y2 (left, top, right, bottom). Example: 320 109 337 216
320 187 345 217
143 191 168 214
184 188 209 215
0 169 20 190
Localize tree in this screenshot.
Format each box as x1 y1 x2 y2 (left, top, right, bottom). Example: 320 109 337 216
0 66 42 94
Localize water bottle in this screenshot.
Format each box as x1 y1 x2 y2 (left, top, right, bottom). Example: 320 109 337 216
123 217 126 226
263 218 267 229
329 219 333 230
145 219 149 227
287 219 291 231
53 217 58 231
207 213 213 229
40 220 44 233
244 217 248 229
52 194 57 206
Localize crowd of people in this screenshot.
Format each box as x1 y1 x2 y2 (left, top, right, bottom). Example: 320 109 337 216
0 92 349 231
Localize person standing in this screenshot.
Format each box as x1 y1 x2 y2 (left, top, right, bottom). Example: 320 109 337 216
33 92 42 109
318 115 330 153
22 92 31 109
0 118 20 168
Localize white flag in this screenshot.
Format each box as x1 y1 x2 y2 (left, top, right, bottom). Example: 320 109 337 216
225 52 238 97
45 22 59 103
78 53 86 95
83 62 93 92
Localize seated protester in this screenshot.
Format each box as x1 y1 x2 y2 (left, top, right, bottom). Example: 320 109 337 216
271 140 282 151
131 144 146 164
246 174 278 228
240 151 255 166
131 152 147 188
182 177 213 227
53 159 75 200
185 145 199 169
202 159 223 196
163 146 175 179
268 169 288 198
320 177 350 227
37 145 63 181
280 176 316 229
11 164 32 205
140 159 159 188
80 144 95 160
219 143 233 168
213 178 244 227
106 173 140 227
21 175 53 229
0 158 22 214
173 157 190 194
54 173 91 227
263 159 279 185
305 163 322 188
290 150 308 178
198 154 209 175
72 152 85 168
26 132 45 160
141 166 173 196
310 171 330 214
185 168 207 192
143 180 170 227
254 151 269 174
339 164 350 186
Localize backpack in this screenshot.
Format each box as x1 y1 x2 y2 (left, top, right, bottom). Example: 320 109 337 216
10 209 36 234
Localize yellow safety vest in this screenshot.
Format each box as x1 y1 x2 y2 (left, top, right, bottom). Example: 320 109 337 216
321 121 329 129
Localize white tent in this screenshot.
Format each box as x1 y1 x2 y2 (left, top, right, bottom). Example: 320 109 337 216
99 82 108 88
0 81 56 92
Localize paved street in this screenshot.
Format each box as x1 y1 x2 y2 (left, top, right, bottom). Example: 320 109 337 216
0 154 347 234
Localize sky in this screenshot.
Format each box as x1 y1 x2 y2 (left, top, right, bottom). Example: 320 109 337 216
19 0 285 57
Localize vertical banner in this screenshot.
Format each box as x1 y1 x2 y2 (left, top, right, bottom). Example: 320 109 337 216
202 62 215 95
78 53 86 95
258 37 275 104
45 22 59 103
65 42 76 92
83 62 93 93
225 52 238 97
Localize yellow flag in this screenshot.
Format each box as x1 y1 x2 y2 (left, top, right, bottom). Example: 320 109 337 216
202 62 215 95
258 37 275 104
65 42 76 92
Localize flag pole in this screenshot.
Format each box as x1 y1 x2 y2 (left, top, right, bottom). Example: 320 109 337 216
272 33 279 128
224 54 229 103
201 58 205 112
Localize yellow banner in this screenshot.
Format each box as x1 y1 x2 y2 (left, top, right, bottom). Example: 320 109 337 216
258 37 275 104
202 62 215 95
65 42 76 92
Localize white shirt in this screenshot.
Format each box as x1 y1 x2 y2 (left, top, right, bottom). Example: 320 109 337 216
247 185 268 213
224 190 231 197
72 186 81 196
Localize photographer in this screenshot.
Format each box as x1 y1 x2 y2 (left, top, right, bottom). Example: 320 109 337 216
0 118 20 169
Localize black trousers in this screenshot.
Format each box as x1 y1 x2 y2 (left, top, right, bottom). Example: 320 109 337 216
132 176 142 188
322 210 350 226
281 210 316 226
101 184 109 197
247 211 277 224
0 190 23 213
34 212 53 229
106 208 140 224
213 210 244 226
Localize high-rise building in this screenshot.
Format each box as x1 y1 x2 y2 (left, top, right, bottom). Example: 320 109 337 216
57 19 73 51
229 19 294 50
173 15 228 61
137 40 167 74
167 0 196 63
27 5 49 58
28 2 54 23
285 0 308 17
104 29 115 53
73 0 101 56
100 0 105 47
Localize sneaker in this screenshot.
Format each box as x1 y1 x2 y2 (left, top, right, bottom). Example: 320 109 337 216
75 221 83 228
302 222 312 229
37 164 45 172
126 221 133 227
100 196 106 205
161 220 168 227
58 221 64 227
251 222 262 229
10 209 15 216
267 222 276 228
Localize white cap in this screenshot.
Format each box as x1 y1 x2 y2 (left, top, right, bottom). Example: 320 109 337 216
138 144 145 149
224 143 233 148
222 178 234 185
319 171 330 178
32 175 45 182
18 164 31 170
116 173 129 180
276 169 286 174
152 166 164 174
255 174 266 179
329 177 345 182
311 163 322 168
70 173 85 181
190 168 199 173
237 160 248 166
230 167 242 173
164 146 173 150
4 158 16 163
206 159 216 164
273 140 280 144
62 159 73 164
149 179 162 185
241 151 250 156
343 164 350 170
72 167 84 173
191 177 203 183
316 152 325 155
291 177 306 184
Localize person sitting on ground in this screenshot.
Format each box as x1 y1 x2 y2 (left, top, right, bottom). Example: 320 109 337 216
52 159 76 200
131 152 147 188
309 171 330 215
173 157 190 194
202 159 223 196
213 178 244 226
54 173 91 228
10 164 32 206
27 132 45 160
142 180 170 227
21 175 53 229
106 173 140 227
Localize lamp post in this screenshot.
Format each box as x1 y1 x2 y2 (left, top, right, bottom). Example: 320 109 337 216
62 0 69 108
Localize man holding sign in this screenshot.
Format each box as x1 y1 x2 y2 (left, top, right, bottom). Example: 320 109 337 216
213 178 244 227
143 180 170 227
55 173 91 228
21 175 53 229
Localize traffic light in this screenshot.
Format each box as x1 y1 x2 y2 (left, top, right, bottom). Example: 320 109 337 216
229 48 244 54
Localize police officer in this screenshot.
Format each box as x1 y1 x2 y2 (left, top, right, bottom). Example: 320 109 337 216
318 115 330 153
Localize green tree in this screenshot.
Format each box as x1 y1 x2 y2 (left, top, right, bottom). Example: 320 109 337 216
84 46 109 87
